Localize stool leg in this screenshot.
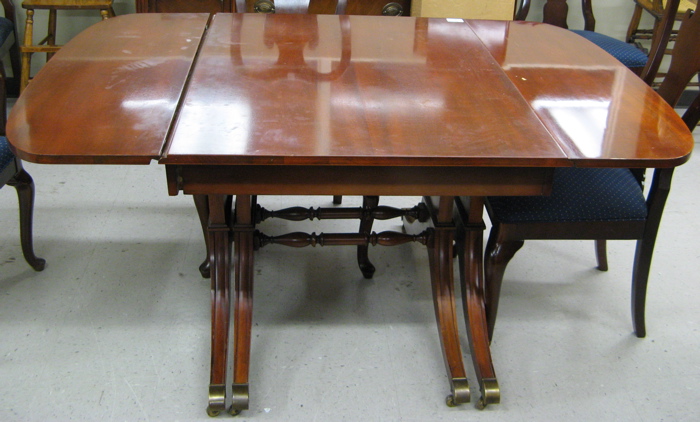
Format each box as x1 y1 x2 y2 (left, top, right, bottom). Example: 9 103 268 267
101 9 110 20
20 9 34 93
626 5 644 43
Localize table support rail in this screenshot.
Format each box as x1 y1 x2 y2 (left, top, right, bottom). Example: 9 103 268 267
256 202 429 223
256 198 430 278
254 230 431 248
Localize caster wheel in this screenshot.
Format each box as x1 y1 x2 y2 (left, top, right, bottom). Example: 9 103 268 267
476 397 487 410
228 407 242 416
206 407 220 417
446 394 457 407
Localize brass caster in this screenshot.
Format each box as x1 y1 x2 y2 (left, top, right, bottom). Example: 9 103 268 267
476 378 500 410
231 383 249 414
445 377 470 407
207 384 226 417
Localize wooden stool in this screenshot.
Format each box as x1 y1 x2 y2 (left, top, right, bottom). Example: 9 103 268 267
626 0 696 44
20 0 114 92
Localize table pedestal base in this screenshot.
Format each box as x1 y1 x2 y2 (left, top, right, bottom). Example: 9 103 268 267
204 195 474 416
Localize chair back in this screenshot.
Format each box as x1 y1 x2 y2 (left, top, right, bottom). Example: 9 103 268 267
640 0 681 85
0 23 5 136
0 0 20 95
515 0 595 30
656 9 700 114
544 0 595 30
516 1 681 83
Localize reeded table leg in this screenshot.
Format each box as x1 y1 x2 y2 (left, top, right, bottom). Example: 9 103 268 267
455 196 500 409
426 196 470 406
230 195 255 416
206 195 232 417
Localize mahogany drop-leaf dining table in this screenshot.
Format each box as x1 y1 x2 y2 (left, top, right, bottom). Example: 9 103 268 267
7 12 693 417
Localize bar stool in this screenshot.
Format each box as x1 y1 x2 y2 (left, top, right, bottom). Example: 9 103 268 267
20 0 115 92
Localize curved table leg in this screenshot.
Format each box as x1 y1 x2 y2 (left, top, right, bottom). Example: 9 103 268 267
206 195 231 417
427 196 470 407
230 195 255 416
455 196 500 409
357 195 379 279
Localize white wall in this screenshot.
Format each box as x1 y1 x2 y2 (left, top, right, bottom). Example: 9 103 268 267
5 0 654 75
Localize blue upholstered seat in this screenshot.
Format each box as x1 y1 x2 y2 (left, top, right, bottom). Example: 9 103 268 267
488 167 648 223
0 136 14 173
571 29 649 69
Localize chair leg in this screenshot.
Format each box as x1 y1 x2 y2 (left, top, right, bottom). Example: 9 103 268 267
483 224 523 341
357 195 378 279
20 9 34 93
7 169 45 271
595 239 608 271
630 234 660 339
194 194 211 278
332 195 342 205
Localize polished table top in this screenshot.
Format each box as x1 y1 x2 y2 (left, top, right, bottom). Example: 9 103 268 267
7 13 694 168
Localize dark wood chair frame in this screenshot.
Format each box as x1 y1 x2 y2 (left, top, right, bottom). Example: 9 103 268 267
457 8 700 342
1 62 44 271
0 0 21 95
515 0 680 78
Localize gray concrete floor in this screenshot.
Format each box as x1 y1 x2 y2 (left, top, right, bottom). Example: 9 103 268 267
1 133 699 420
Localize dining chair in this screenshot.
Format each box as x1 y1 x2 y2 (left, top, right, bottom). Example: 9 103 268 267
626 0 696 86
515 0 680 78
626 0 696 44
1 65 45 271
0 0 21 96
459 7 700 341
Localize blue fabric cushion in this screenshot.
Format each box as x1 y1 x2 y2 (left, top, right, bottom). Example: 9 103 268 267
488 167 648 223
0 17 13 46
571 29 649 68
1 136 15 174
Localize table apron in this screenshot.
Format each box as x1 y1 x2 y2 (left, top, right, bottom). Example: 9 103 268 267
166 165 554 197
